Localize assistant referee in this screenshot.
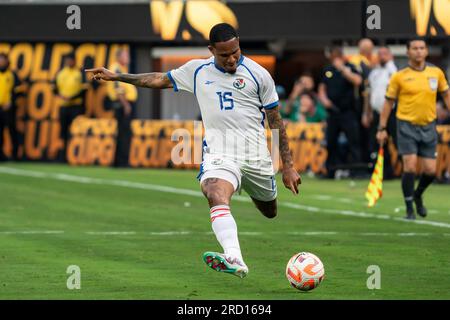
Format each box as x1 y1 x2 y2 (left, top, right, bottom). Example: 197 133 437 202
377 38 450 220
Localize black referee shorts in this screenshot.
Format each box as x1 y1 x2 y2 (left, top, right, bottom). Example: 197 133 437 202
396 119 437 159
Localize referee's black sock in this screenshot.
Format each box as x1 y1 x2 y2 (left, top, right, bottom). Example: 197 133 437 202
415 174 435 198
401 172 415 213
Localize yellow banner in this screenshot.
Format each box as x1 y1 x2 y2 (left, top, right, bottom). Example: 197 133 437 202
0 42 129 161
63 119 450 180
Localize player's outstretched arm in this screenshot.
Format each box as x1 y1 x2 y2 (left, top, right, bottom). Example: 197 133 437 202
85 67 173 89
266 107 302 195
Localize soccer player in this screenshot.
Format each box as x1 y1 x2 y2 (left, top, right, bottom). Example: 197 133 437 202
377 38 450 220
86 23 301 278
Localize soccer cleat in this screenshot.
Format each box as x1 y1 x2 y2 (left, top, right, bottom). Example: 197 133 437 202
202 251 248 278
413 193 427 218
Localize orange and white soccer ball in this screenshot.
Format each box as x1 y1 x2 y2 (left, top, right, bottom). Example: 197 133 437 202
286 252 325 291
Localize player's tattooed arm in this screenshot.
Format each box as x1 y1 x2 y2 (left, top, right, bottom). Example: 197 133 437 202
266 107 293 169
266 107 302 195
85 67 173 89
115 72 173 89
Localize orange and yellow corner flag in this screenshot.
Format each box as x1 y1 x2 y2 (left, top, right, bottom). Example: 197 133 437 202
365 147 384 207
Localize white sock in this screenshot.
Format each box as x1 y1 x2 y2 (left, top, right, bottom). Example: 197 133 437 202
210 205 244 263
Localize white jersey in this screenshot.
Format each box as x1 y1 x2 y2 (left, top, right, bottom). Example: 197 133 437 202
168 55 279 162
368 60 397 113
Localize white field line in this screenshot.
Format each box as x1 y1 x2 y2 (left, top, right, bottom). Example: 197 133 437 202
148 231 191 236
310 195 354 203
0 230 445 237
0 230 64 235
286 231 338 236
86 231 137 235
1 166 450 229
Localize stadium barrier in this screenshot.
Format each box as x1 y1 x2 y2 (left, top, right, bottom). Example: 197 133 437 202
58 118 450 179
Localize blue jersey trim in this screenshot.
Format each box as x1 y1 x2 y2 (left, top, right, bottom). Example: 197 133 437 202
167 71 178 92
237 55 244 66
240 63 260 96
194 62 214 96
196 163 205 181
260 107 266 128
214 63 226 73
214 55 244 73
196 139 208 181
263 101 279 109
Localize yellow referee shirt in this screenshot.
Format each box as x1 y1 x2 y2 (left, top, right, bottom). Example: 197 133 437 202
385 64 449 125
107 62 138 102
55 67 85 107
0 70 19 108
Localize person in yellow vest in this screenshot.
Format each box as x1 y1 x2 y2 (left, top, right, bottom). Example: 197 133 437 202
377 38 450 220
106 48 138 167
54 52 86 161
0 53 21 161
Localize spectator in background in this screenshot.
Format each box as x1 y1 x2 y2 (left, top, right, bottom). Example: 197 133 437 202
107 48 138 167
276 85 290 124
348 38 375 78
367 46 397 178
298 92 327 123
349 38 376 167
0 53 21 161
318 46 363 178
54 52 86 161
282 73 316 122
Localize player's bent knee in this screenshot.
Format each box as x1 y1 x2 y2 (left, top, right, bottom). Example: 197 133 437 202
204 189 230 207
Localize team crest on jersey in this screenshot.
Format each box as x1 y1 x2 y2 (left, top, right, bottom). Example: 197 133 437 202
211 158 223 165
233 78 246 90
428 77 438 91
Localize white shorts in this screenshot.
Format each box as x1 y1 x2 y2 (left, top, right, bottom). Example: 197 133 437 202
198 153 277 202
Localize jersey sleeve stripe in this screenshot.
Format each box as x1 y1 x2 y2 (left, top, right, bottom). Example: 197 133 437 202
263 101 279 109
167 71 178 92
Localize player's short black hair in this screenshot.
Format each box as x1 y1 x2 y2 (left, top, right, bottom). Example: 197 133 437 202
209 23 238 46
407 37 427 49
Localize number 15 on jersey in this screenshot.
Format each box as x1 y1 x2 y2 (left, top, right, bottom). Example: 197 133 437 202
216 91 234 110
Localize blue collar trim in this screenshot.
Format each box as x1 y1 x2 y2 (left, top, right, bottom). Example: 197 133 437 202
214 55 244 73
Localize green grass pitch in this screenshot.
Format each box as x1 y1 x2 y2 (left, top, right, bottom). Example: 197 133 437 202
0 163 449 299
